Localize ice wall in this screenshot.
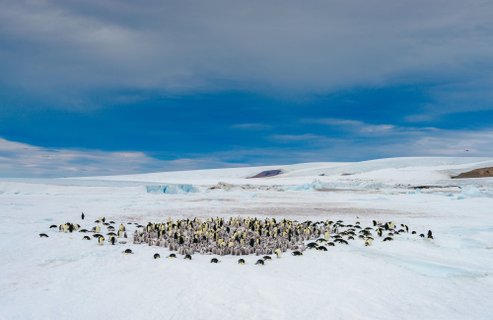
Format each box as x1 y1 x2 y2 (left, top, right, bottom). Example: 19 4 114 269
146 184 197 194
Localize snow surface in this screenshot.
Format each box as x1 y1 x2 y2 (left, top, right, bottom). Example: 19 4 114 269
1 157 493 319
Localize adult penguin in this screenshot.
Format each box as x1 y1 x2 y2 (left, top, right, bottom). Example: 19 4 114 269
274 248 282 258
123 249 133 254
98 236 105 245
255 259 265 265
184 254 192 260
238 258 246 265
168 254 176 259
427 230 433 239
81 212 85 220
154 253 161 259
292 251 303 256
82 236 91 240
210 258 219 263
39 233 49 238
110 236 116 245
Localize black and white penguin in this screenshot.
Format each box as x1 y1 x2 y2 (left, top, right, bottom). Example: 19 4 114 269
39 233 49 238
184 254 192 260
81 212 85 220
263 256 272 261
427 230 433 239
238 258 246 264
110 236 116 245
82 236 90 240
49 225 57 229
168 253 176 259
154 253 161 259
420 234 425 238
210 258 219 263
255 259 265 265
334 239 348 245
123 249 133 254
292 251 303 256
383 237 393 242
98 236 105 245
307 242 318 249
316 246 327 251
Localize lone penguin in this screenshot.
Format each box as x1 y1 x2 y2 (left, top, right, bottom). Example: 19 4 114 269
427 230 433 239
81 212 85 220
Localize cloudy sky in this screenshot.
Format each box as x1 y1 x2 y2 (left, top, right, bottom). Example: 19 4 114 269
1 0 493 177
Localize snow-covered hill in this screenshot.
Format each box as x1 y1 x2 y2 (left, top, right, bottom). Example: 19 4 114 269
1 157 492 319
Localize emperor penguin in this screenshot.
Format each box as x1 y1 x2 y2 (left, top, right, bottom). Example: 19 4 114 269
274 248 282 258
110 236 116 245
210 258 219 263
168 253 177 259
81 212 85 220
184 254 192 260
154 253 161 259
238 258 246 264
292 251 303 256
364 238 373 246
39 233 49 238
255 259 265 265
123 249 133 254
427 230 433 239
98 236 105 245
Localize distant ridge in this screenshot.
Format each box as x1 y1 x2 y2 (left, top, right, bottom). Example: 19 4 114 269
452 167 493 179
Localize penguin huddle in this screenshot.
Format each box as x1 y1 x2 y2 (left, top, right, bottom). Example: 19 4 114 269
43 214 434 265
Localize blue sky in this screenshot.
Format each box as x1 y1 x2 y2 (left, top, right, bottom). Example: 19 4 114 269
1 0 493 177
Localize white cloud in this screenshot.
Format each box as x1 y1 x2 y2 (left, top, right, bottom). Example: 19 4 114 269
307 118 396 135
0 138 241 177
1 0 492 111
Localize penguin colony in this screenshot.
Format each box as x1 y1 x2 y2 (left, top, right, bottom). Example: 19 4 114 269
43 215 434 265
